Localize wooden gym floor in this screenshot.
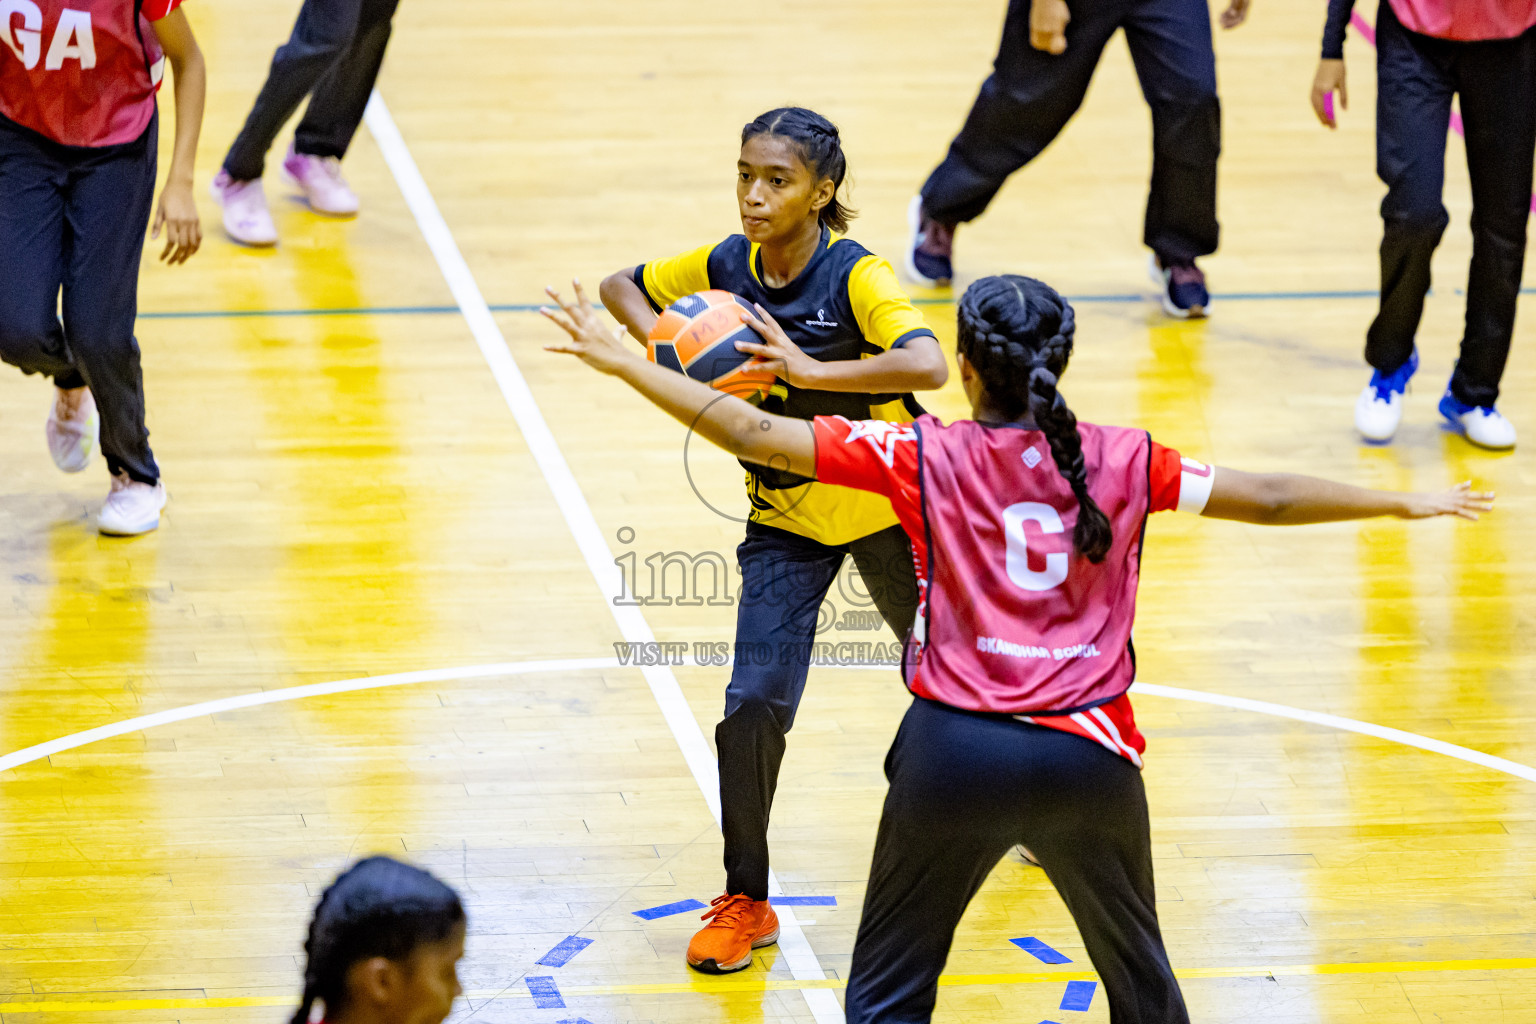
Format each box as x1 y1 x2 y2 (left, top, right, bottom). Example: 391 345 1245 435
1 1 1534 1021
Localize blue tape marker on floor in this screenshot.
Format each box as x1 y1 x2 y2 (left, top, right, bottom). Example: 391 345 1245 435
770 896 837 906
556 1019 595 1024
1010 936 1073 964
537 935 594 967
1060 980 1097 1011
525 976 564 1009
633 898 706 920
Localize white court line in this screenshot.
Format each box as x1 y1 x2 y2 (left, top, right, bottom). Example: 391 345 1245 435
8 656 1535 788
0 659 615 774
359 93 842 1021
1133 681 1536 783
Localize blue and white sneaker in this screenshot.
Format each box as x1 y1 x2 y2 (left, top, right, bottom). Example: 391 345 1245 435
1354 350 1418 443
906 196 955 287
1148 254 1209 319
1439 388 1516 450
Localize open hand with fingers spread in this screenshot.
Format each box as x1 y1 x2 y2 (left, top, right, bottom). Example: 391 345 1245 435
541 280 641 376
1400 481 1495 520
735 304 816 388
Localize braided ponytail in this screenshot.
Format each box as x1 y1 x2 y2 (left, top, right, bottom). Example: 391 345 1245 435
291 856 466 1023
956 276 1113 563
288 983 318 1024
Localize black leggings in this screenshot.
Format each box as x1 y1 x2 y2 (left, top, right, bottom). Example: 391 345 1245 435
1367 2 1536 406
0 113 160 483
719 521 917 901
920 0 1220 264
844 698 1187 1024
223 0 400 180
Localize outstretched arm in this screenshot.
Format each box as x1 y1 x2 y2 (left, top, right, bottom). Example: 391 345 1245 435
1203 467 1493 525
542 281 817 476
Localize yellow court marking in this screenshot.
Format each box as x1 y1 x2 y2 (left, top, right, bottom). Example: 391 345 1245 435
13 958 1536 1013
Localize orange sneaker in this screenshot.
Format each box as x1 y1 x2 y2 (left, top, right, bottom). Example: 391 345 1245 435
685 893 779 973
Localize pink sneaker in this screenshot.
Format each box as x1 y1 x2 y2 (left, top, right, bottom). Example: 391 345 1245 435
211 169 278 247
46 385 97 473
282 145 359 216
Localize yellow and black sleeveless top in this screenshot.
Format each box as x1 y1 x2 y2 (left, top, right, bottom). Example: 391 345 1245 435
636 227 937 546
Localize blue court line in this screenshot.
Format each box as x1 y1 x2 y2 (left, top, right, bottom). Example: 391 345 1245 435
536 935 594 967
770 896 837 906
132 287 1536 321
1060 980 1097 1011
525 976 565 1009
633 898 706 920
1011 937 1073 964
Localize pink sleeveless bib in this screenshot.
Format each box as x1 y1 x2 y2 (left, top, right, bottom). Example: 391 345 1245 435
1 0 169 147
904 417 1151 715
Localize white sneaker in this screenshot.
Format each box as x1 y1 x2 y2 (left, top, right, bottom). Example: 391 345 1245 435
282 145 360 217
1355 384 1405 442
47 386 98 472
98 474 167 536
1440 390 1517 450
1354 351 1418 443
211 168 279 247
905 195 955 287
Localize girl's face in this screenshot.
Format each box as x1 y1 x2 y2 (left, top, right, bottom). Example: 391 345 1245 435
737 134 834 245
398 924 465 1024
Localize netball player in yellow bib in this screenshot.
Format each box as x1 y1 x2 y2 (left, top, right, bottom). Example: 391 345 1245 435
600 106 947 973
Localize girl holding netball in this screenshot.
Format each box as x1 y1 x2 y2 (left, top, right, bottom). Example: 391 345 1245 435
288 856 465 1024
599 105 946 976
543 274 1490 1021
597 107 947 974
0 0 205 535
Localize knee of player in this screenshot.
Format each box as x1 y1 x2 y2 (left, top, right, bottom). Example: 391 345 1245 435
1382 202 1450 241
1470 211 1531 252
287 32 352 65
1149 90 1220 147
720 684 795 733
0 310 58 357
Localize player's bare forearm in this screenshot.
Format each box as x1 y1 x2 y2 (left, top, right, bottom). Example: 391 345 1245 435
793 336 948 393
1203 468 1493 524
152 9 204 189
599 270 658 344
543 280 816 476
147 9 204 263
614 356 815 473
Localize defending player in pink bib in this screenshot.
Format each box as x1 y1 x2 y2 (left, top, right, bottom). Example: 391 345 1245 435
541 272 1493 1024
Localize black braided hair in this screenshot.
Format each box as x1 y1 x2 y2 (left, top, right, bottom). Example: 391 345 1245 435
741 107 855 232
289 856 465 1024
956 275 1113 563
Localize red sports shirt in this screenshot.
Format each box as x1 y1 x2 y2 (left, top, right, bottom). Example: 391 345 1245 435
1390 0 1536 41
813 413 1216 767
1 0 183 147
